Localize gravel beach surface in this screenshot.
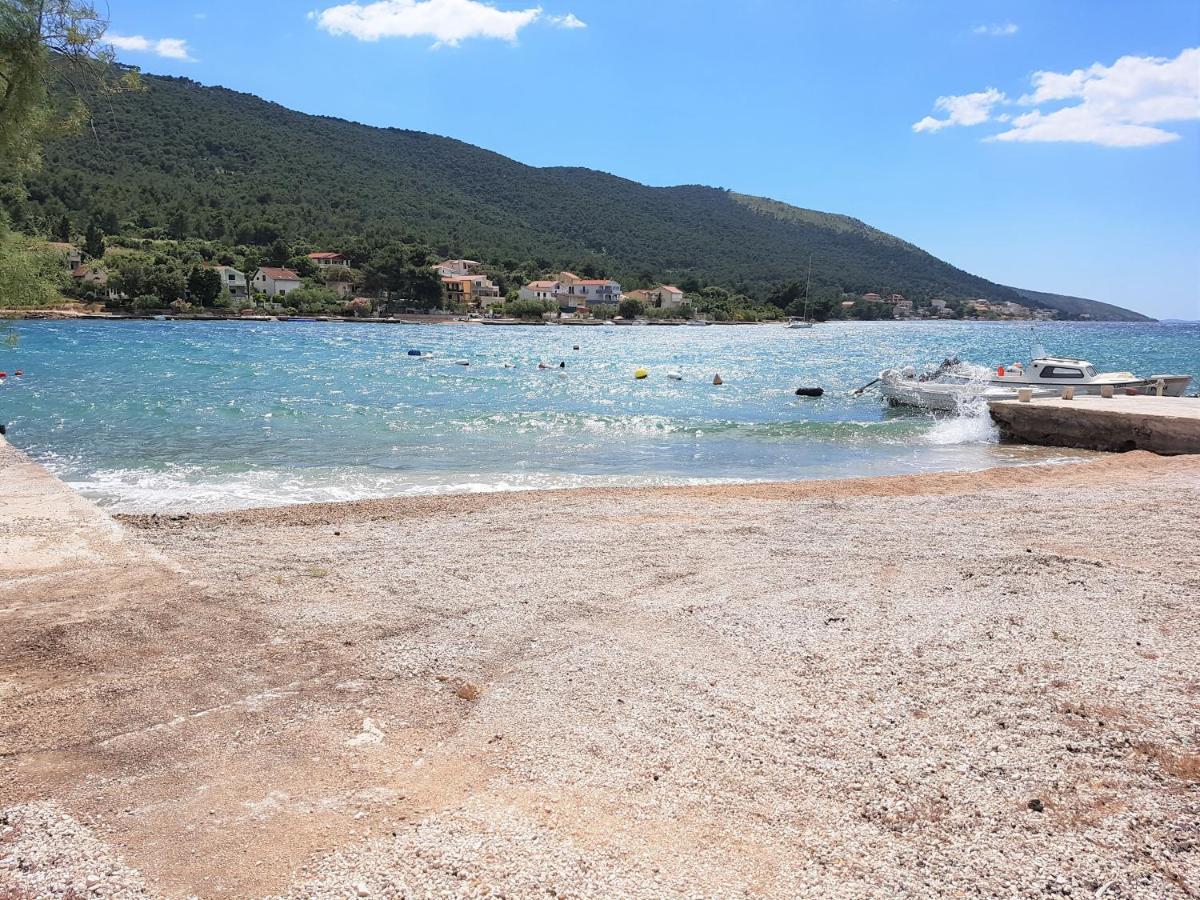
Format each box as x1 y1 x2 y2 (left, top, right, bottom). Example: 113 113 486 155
2 451 1198 898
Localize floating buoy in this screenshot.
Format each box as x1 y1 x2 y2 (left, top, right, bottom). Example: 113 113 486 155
0 372 6 379
572 345 580 351
712 373 723 385
634 367 649 380
997 365 1006 377
666 371 683 381
559 361 566 368
795 386 824 398
453 359 470 366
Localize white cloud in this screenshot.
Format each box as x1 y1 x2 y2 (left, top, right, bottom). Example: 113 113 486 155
547 12 585 29
311 0 564 47
914 47 1200 147
912 88 1006 133
108 33 195 61
973 23 1018 37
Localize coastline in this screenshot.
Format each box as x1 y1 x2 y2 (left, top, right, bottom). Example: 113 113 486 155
3 443 1198 897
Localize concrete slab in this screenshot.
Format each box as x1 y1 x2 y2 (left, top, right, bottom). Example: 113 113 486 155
990 395 1200 454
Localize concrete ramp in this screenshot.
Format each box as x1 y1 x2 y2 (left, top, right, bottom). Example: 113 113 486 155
990 395 1200 455
0 437 180 625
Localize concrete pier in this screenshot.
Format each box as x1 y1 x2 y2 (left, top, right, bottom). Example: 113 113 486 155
989 395 1200 455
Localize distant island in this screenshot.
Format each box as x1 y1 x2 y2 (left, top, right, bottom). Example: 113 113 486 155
3 68 1151 323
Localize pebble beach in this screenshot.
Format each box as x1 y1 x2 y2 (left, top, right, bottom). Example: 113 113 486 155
2 443 1198 898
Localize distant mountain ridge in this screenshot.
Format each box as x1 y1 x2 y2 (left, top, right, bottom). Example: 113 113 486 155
16 71 1150 321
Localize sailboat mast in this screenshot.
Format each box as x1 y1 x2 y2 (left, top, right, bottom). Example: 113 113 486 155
803 253 813 322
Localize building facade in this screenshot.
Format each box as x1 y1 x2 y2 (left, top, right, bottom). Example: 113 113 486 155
253 267 302 297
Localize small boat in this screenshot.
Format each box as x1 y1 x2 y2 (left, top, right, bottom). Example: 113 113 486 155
666 370 683 380
879 368 1057 411
787 320 814 329
984 357 1191 397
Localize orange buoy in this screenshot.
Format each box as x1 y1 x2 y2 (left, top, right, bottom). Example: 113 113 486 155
997 366 1005 377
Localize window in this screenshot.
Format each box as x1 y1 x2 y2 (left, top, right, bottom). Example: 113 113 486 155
1040 366 1084 379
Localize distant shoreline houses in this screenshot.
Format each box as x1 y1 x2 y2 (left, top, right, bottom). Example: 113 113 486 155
42 239 1060 321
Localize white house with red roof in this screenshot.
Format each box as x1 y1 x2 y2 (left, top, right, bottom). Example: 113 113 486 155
307 252 349 268
252 266 302 297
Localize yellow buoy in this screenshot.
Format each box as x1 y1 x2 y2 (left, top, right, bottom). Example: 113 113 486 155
634 367 649 380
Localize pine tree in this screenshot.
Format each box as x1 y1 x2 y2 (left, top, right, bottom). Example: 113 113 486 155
83 221 104 259
56 214 71 243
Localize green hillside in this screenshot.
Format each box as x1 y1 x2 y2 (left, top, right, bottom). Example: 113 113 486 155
8 70 1148 319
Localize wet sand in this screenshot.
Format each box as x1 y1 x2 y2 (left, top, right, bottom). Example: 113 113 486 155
2 448 1198 898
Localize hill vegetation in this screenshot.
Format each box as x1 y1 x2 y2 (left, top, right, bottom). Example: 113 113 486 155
4 68 1149 320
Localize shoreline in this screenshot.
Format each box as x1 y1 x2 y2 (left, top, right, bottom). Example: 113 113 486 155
114 446 1149 525
3 443 1198 898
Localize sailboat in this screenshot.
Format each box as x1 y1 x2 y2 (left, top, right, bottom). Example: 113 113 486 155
787 255 815 328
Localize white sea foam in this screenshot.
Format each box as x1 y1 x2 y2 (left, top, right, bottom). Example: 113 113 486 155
65 466 759 514
923 401 1000 446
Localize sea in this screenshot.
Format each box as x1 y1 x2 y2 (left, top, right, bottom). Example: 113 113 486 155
0 319 1195 512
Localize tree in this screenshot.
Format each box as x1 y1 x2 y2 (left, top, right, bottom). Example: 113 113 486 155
55 213 70 242
83 219 103 258
0 234 67 307
144 263 185 304
167 208 190 240
187 265 221 306
266 237 290 266
0 1 131 181
618 297 644 320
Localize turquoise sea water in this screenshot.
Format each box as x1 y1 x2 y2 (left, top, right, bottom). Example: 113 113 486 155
0 319 1196 511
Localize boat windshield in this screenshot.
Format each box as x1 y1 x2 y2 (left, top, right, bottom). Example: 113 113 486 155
1086 366 1096 377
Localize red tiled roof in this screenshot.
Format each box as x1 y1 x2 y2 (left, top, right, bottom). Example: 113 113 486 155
660 285 683 293
258 267 300 280
578 279 615 286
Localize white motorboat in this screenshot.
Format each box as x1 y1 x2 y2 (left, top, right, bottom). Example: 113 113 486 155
878 368 1057 411
981 357 1191 397
787 319 813 329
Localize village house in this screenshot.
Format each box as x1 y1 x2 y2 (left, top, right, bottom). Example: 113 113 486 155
432 259 481 277
861 292 882 303
518 280 562 303
212 265 248 299
71 264 121 301
47 242 82 271
442 273 501 308
517 276 622 311
253 266 302 297
554 278 622 309
307 252 349 269
624 285 685 310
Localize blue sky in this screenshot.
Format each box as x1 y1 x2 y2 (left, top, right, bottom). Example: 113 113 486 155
106 0 1199 319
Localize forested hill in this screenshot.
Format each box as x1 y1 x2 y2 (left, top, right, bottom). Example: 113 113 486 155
15 71 1148 319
